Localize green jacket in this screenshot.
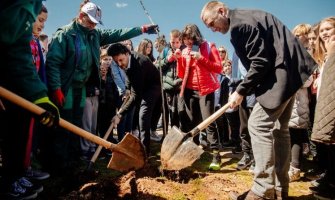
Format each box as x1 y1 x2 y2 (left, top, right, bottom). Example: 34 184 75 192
156 47 182 91
46 21 142 94
0 0 47 101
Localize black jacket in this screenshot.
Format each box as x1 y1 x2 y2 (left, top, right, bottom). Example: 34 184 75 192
118 52 161 115
229 9 316 109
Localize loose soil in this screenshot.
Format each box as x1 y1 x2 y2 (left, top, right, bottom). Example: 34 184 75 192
38 139 315 200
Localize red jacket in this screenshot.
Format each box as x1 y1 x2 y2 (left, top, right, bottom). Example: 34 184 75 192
177 41 222 96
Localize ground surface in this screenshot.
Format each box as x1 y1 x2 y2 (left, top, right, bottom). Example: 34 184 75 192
38 132 316 200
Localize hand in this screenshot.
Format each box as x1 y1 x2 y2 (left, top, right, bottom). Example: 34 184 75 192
52 88 65 107
34 97 60 127
228 91 244 109
111 114 122 128
190 51 201 60
174 49 181 59
141 24 159 34
325 35 335 55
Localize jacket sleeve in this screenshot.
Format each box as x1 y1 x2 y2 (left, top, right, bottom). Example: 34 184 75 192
118 58 146 116
177 50 186 79
196 43 223 74
46 30 68 91
111 62 126 96
98 27 142 46
232 25 271 96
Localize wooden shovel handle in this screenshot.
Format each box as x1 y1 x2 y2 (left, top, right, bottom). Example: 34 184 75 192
0 87 114 150
189 103 231 137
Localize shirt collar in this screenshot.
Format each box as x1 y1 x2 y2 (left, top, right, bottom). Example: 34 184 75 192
126 54 131 70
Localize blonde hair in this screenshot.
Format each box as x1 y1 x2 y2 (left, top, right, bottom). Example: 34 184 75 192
218 45 229 61
314 17 335 65
100 48 108 59
292 24 311 36
170 29 181 39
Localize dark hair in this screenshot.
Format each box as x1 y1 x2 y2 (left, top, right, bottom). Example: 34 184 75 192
40 4 48 14
181 24 204 46
107 43 130 57
39 34 48 42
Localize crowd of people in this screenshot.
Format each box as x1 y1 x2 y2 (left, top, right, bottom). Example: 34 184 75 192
0 0 334 199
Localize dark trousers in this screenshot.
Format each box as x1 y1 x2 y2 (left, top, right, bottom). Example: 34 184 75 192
44 87 84 173
97 102 117 143
225 110 241 146
183 89 220 150
150 93 162 132
115 95 135 141
239 103 253 155
0 101 31 185
289 128 309 168
165 90 181 128
215 106 229 144
139 86 161 155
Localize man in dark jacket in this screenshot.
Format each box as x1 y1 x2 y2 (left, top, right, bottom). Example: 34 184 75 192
107 43 161 156
201 1 316 199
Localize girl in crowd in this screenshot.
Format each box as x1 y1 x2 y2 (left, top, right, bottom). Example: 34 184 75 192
310 17 335 200
176 24 222 170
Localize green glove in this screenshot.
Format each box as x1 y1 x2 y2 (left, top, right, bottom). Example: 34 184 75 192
33 97 60 127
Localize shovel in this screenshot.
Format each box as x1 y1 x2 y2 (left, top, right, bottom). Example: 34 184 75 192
0 87 146 172
161 103 231 170
87 94 131 170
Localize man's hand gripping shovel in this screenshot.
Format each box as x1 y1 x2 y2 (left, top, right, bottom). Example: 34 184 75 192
0 87 146 172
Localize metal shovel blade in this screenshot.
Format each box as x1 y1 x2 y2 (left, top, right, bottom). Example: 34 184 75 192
0 87 147 172
161 126 204 170
162 138 204 170
160 126 186 166
107 133 146 172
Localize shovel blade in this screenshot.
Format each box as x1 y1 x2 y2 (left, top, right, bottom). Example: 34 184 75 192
163 138 204 170
160 126 186 166
107 133 146 172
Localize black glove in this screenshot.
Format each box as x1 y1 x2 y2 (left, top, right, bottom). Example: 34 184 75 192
34 97 60 127
141 24 159 34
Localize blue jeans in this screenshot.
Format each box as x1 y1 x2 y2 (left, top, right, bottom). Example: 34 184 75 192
248 97 294 199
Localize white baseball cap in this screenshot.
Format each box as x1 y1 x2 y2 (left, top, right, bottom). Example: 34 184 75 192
81 2 103 25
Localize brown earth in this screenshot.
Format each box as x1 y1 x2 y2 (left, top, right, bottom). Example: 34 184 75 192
38 138 316 200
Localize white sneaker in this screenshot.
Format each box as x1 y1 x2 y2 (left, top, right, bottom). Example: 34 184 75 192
132 129 139 138
288 165 301 182
150 131 161 141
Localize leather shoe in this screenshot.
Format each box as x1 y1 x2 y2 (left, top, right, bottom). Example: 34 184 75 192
229 190 265 200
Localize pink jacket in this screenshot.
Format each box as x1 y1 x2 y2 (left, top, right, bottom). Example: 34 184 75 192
177 41 222 96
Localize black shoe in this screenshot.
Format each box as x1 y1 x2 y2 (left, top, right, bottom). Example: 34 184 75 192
237 153 253 170
18 177 43 194
25 167 50 181
311 172 328 187
2 180 38 200
314 190 335 200
222 140 235 148
311 182 335 199
306 170 326 181
232 146 242 154
229 190 264 200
